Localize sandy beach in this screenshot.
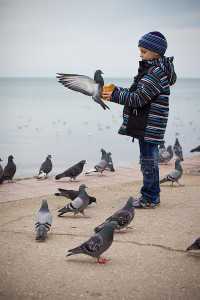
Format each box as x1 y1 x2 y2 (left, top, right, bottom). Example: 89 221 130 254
0 156 200 300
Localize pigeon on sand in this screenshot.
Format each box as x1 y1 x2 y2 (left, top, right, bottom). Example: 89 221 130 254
35 200 52 241
55 160 86 181
85 148 109 175
66 221 118 264
37 155 52 179
58 184 89 217
94 197 135 233
159 145 173 164
0 155 16 184
160 158 183 186
57 70 109 110
55 187 96 205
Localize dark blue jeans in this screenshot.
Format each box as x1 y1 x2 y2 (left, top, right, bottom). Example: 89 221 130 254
139 139 160 203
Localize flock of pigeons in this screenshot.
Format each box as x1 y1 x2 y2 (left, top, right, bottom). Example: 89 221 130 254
1 66 200 261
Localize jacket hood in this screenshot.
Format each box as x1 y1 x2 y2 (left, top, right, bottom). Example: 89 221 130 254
147 56 177 86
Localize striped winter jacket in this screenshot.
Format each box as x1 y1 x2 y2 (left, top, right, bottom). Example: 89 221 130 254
110 56 177 144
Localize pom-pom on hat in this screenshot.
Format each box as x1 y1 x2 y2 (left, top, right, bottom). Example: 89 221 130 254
138 31 167 56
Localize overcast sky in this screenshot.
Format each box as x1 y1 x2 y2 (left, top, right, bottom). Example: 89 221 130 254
0 0 200 78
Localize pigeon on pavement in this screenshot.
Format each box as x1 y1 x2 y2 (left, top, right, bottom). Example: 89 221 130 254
66 221 118 264
159 145 173 164
186 237 200 251
173 138 184 161
160 158 183 186
55 187 96 205
190 145 200 152
55 160 86 181
85 149 109 175
0 158 3 182
106 152 115 172
56 70 109 110
37 155 52 179
58 184 89 217
94 197 135 233
35 200 53 241
0 155 16 184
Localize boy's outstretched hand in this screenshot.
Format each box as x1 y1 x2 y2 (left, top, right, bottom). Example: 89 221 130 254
101 84 115 101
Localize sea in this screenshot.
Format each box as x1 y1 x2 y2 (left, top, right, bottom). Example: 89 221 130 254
0 77 200 178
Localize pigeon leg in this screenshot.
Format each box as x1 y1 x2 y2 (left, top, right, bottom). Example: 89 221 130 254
97 257 110 264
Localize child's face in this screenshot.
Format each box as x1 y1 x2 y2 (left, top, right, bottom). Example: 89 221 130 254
139 47 160 61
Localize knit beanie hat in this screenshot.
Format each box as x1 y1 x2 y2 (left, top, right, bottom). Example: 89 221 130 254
138 31 167 56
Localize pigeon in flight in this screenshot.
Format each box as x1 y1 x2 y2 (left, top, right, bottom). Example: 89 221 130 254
35 200 53 241
190 145 200 152
37 155 52 179
94 197 135 233
56 70 110 110
173 138 184 161
159 145 173 164
66 221 118 264
55 187 96 205
0 155 16 184
58 184 89 217
55 160 86 181
160 158 183 186
186 237 200 251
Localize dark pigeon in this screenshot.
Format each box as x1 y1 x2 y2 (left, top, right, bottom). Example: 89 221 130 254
159 145 173 164
186 237 200 251
58 184 89 217
94 197 135 233
106 152 115 172
0 158 3 182
66 221 118 264
38 155 52 178
173 138 184 161
0 155 16 184
55 187 96 205
160 158 183 186
35 200 53 241
55 160 86 181
56 69 109 110
190 145 200 152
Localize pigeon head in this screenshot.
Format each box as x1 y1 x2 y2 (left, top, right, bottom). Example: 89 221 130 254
95 69 104 76
0 158 2 162
47 155 52 160
79 184 87 191
8 155 14 161
80 160 86 165
101 148 106 155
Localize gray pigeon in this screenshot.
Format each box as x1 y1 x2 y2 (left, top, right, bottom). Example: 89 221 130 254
173 138 184 161
160 158 183 186
56 70 109 110
66 221 118 264
186 237 200 251
190 145 200 152
0 155 16 184
0 158 3 182
55 160 86 181
55 187 96 205
35 200 53 241
38 155 52 178
58 184 89 217
159 145 173 164
106 152 115 172
94 197 135 233
85 149 109 175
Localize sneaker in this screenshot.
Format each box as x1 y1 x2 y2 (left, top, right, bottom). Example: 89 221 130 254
132 198 148 209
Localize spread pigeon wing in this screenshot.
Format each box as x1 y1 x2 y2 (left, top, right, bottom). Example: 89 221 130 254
57 73 98 96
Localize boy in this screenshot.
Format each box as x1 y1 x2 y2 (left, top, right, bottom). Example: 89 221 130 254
102 31 176 208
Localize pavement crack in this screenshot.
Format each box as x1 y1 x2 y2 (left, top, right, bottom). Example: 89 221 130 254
0 229 186 253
